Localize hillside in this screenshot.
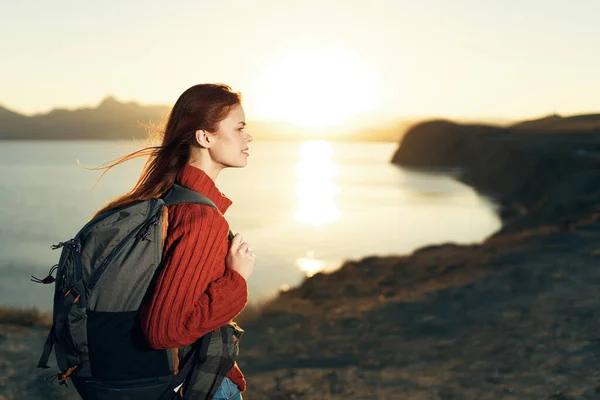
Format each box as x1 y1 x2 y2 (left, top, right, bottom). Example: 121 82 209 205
238 115 600 398
392 117 600 233
511 113 600 132
3 113 600 399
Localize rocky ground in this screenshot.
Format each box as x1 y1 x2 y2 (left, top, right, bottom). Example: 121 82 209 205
239 224 600 399
3 115 600 399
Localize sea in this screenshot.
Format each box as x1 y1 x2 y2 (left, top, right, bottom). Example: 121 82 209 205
0 140 501 310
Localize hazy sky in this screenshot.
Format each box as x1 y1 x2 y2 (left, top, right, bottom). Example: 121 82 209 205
2 0 599 125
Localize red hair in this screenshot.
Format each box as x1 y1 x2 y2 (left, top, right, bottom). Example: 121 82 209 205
92 83 241 217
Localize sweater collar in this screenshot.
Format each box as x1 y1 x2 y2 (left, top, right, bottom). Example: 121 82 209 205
175 164 233 214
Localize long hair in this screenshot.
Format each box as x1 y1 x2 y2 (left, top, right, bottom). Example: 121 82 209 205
92 83 241 217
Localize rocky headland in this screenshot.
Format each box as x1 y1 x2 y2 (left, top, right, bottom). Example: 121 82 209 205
3 113 600 399
391 117 600 234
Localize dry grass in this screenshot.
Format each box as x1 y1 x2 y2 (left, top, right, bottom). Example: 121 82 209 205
0 306 52 328
0 299 272 330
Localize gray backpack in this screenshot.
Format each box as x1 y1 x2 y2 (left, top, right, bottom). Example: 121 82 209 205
36 184 241 400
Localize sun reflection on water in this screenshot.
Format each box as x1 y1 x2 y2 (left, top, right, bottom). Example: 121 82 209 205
293 141 341 226
294 141 341 277
296 250 324 278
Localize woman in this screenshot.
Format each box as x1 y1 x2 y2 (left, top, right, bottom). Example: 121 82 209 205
93 83 255 399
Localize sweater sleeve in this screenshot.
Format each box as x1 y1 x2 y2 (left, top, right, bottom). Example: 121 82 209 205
140 203 248 349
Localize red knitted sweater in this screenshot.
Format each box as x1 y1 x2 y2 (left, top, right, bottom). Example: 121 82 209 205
140 164 248 391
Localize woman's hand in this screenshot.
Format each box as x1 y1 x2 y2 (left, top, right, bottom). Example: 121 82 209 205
226 233 256 281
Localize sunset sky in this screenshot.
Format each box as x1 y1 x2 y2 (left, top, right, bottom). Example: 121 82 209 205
1 0 599 127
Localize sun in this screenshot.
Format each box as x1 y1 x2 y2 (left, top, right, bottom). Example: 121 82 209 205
252 47 380 128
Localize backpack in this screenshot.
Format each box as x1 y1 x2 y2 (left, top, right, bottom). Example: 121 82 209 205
35 184 242 400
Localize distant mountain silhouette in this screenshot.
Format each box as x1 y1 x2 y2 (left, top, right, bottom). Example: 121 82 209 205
511 112 600 131
0 97 406 141
0 97 171 140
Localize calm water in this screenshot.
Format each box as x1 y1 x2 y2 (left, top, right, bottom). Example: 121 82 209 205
0 140 501 310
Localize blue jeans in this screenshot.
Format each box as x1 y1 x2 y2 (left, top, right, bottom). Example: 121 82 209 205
213 377 242 400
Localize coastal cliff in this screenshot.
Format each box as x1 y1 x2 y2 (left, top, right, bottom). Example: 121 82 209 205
392 118 600 234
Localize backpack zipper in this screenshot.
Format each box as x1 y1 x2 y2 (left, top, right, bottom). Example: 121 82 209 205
51 239 82 253
136 213 161 241
50 239 82 292
69 208 122 284
87 199 157 291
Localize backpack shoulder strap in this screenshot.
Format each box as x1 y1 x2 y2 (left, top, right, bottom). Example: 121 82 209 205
162 183 218 208
162 184 234 241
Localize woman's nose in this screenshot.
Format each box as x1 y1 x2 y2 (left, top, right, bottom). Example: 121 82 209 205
246 133 253 142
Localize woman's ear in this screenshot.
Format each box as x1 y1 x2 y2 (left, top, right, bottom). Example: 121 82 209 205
195 129 212 148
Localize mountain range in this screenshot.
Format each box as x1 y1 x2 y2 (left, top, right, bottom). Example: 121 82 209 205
3 97 598 142
0 97 407 142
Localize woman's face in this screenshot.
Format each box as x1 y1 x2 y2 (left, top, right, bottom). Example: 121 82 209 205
208 104 253 168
